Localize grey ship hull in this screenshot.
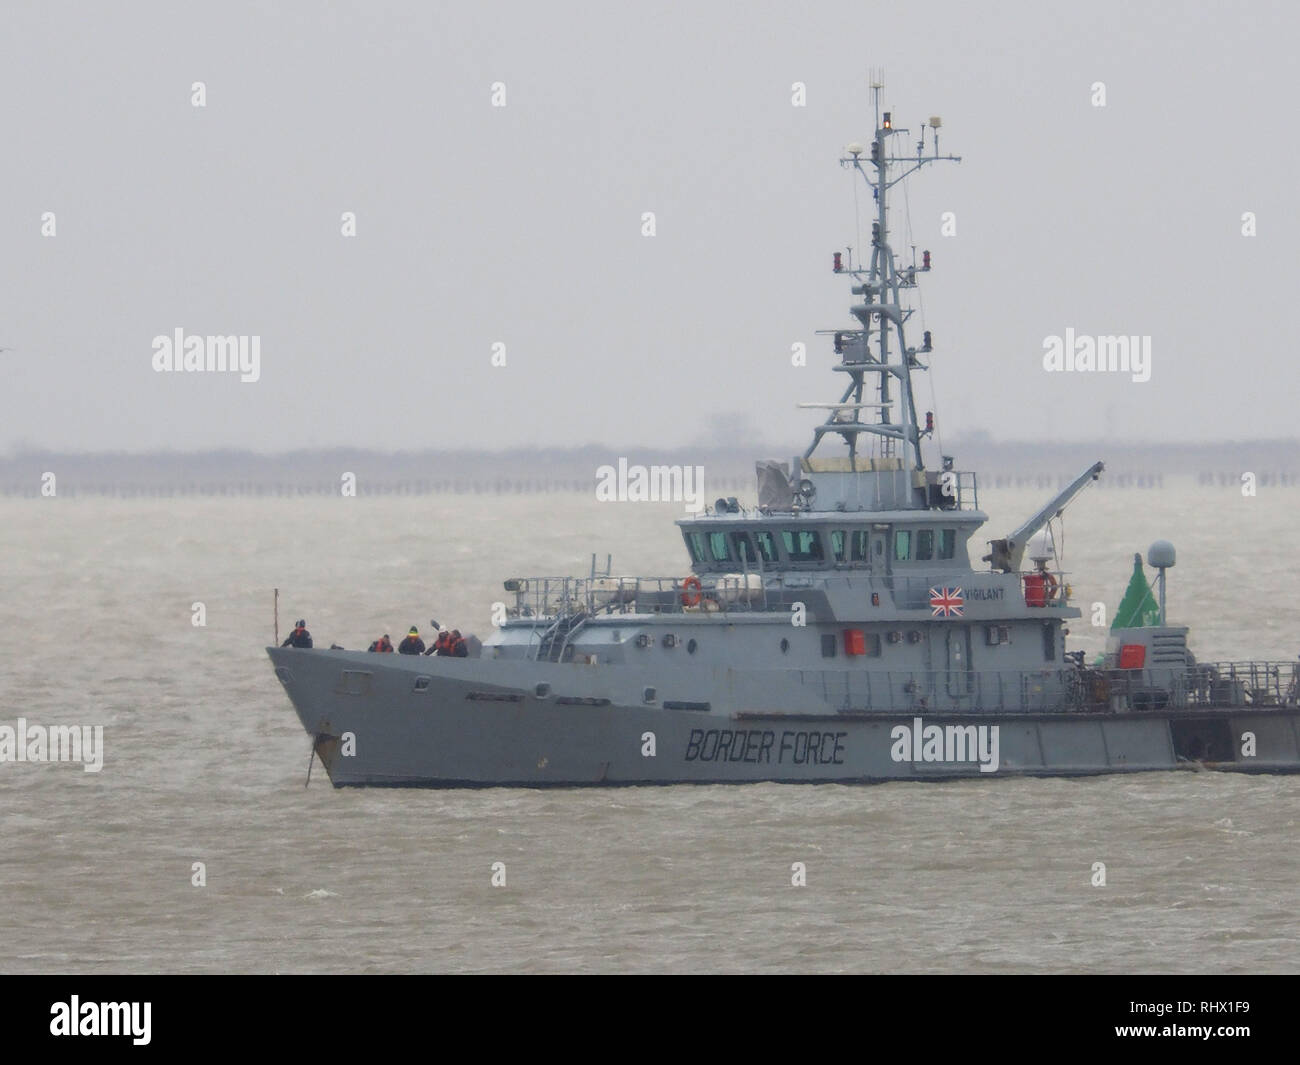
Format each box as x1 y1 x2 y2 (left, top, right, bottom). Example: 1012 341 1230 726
268 647 1300 786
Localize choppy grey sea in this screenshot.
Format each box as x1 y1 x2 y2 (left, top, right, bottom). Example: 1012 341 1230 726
2 482 1297 972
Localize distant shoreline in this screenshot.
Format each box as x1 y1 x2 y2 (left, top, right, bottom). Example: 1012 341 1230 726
3 439 1299 497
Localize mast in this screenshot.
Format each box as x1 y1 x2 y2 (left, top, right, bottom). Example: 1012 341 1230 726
806 82 960 480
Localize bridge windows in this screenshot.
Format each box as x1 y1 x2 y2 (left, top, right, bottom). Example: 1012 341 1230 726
893 529 912 561
707 531 730 563
916 529 934 561
686 531 707 564
686 524 953 570
851 530 870 562
830 529 872 566
830 530 846 563
754 530 779 564
938 528 956 560
730 531 757 565
685 529 736 565
891 527 958 563
781 529 825 563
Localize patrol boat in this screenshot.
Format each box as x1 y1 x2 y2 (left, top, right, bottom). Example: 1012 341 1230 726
268 91 1300 786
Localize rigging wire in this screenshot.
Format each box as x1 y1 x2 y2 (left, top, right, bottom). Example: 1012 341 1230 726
901 155 945 467
852 165 862 271
1049 513 1065 570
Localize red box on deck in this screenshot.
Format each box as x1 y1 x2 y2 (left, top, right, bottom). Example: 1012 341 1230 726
1119 644 1146 669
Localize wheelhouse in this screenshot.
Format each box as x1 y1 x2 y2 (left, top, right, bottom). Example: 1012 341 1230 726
678 512 981 573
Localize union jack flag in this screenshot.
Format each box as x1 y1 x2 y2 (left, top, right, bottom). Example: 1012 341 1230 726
929 586 964 617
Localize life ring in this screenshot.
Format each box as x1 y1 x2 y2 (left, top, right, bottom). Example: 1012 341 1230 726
680 576 702 607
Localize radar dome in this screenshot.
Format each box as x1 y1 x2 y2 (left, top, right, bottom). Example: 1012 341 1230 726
1147 540 1176 568
1026 530 1054 563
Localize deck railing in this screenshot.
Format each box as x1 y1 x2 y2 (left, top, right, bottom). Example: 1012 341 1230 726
827 660 1300 715
505 568 1076 619
1107 663 1300 712
505 575 774 619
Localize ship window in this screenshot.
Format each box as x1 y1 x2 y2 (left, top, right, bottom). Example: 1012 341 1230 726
915 529 934 561
850 530 870 562
730 532 757 565
830 530 847 563
821 633 837 657
708 531 730 563
893 529 912 561
686 532 706 564
781 529 825 563
1042 623 1056 662
754 530 779 564
938 529 956 560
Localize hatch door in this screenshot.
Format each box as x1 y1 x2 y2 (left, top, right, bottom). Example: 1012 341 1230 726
946 626 972 697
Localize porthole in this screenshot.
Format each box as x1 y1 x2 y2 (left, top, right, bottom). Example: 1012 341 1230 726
780 637 790 654
686 639 698 655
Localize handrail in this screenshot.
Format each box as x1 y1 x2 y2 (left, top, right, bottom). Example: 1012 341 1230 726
504 568 1076 620
817 660 1300 714
507 575 771 620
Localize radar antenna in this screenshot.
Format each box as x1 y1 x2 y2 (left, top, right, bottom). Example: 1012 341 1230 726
807 82 960 479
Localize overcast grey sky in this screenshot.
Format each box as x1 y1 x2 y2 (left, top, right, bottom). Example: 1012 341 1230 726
2 0 1295 455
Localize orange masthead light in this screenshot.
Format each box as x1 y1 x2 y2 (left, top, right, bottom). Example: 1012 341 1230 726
882 112 892 130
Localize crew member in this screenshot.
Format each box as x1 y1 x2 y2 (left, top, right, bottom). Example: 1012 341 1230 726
422 621 441 655
282 619 312 648
368 634 394 653
398 626 426 655
449 629 469 658
430 629 452 656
